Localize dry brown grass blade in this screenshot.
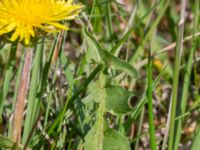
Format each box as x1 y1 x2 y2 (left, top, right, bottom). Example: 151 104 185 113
12 48 33 144
51 31 65 65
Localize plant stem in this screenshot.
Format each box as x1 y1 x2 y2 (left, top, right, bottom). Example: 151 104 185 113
147 44 157 150
168 1 186 150
8 47 25 138
12 47 33 144
174 0 199 149
96 97 105 150
161 97 171 150
134 107 145 150
105 1 114 48
22 42 43 144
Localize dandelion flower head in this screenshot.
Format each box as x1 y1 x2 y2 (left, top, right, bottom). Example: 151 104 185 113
0 0 83 45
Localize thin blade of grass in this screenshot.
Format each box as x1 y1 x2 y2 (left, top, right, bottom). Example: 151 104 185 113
147 43 157 150
167 1 186 149
22 41 44 144
174 0 200 149
110 0 162 55
129 0 171 63
0 43 17 115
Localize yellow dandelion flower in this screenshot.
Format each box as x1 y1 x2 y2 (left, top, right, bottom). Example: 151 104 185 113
0 0 83 45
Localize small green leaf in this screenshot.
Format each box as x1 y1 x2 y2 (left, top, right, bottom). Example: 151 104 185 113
0 135 22 150
105 85 133 115
84 125 131 150
82 27 103 62
83 28 138 78
84 124 101 150
103 128 131 150
102 49 138 78
89 81 134 115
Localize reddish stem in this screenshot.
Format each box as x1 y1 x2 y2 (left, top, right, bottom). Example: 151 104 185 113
12 48 33 144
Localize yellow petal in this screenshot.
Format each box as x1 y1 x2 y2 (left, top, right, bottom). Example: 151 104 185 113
25 32 30 45
6 22 16 32
10 28 20 41
48 22 69 30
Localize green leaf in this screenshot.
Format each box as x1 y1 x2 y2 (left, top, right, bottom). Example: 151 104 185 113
22 42 44 144
102 49 138 78
84 125 131 150
83 28 138 78
0 135 22 150
0 43 17 115
191 127 200 150
82 27 102 62
103 128 131 150
84 123 102 150
89 81 134 115
105 85 133 115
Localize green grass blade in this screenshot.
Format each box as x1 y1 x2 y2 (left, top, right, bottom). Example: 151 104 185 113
191 126 200 150
8 48 25 138
174 0 200 149
168 1 186 149
147 44 157 150
105 2 114 48
22 41 44 144
110 0 162 55
47 64 103 135
129 0 171 63
0 43 17 115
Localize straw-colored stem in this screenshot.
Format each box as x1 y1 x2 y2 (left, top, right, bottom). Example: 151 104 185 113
12 48 33 144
